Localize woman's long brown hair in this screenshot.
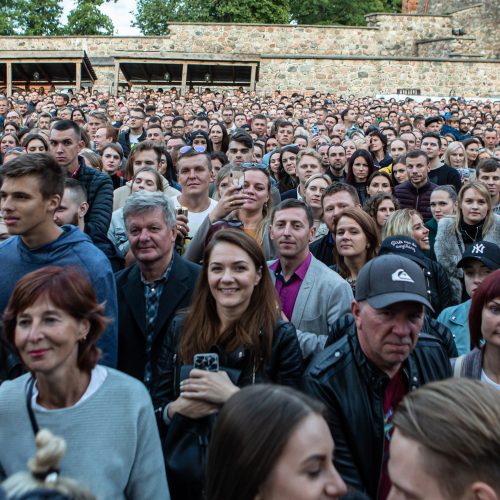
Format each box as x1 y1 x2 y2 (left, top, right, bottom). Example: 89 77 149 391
179 229 280 368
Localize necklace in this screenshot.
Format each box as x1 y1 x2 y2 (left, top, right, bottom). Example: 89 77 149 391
461 223 482 243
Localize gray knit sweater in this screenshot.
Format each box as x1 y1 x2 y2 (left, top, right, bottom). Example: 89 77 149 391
0 368 169 500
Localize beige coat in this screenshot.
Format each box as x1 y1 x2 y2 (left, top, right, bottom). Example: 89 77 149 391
113 178 181 211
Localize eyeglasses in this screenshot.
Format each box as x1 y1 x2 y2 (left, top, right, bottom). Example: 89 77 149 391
179 145 206 155
5 147 24 154
241 162 268 171
211 219 244 229
172 125 185 130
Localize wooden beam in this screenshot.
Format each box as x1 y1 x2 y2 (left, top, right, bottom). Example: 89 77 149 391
114 61 120 92
75 62 82 90
6 62 12 96
181 63 188 95
250 64 257 90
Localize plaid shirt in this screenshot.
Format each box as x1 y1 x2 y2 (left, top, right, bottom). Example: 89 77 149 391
140 257 174 388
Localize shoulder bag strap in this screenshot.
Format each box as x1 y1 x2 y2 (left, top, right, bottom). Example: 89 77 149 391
26 377 40 436
453 355 465 378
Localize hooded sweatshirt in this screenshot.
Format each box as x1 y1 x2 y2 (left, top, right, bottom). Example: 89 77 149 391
0 225 118 367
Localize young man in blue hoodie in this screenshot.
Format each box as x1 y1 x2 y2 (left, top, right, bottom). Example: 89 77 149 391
0 153 118 372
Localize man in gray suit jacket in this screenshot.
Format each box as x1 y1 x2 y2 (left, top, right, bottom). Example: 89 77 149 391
269 199 353 359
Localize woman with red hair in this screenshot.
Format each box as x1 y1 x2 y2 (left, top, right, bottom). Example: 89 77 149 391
0 266 169 499
453 269 500 387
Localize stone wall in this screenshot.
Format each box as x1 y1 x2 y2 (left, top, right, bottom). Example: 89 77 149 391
450 4 500 59
412 1 499 59
1 24 381 58
258 58 498 96
1 13 498 97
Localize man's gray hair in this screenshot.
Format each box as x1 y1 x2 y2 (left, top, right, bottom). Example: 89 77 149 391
123 191 176 228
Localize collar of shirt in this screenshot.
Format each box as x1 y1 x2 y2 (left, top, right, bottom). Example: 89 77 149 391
71 155 86 179
270 252 312 284
140 255 174 287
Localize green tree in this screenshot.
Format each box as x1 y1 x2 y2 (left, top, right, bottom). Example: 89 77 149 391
65 0 115 35
132 0 172 36
0 1 16 35
132 0 289 35
290 0 387 25
0 0 64 35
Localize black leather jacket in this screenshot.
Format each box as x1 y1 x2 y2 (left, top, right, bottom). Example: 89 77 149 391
326 314 458 358
303 320 451 499
150 314 304 427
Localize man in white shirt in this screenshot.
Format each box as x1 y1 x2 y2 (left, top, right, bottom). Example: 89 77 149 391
173 148 217 239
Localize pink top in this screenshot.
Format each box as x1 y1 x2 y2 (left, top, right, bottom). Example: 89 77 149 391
270 253 312 321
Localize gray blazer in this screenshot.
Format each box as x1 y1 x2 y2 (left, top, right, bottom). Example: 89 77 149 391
269 255 354 359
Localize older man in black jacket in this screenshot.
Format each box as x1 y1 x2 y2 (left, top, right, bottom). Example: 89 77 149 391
115 191 200 389
303 255 451 500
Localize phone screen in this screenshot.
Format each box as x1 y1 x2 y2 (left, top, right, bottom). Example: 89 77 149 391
230 171 244 190
193 353 219 372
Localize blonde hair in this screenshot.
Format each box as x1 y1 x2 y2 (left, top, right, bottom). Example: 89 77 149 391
394 379 500 498
80 148 103 171
382 208 422 241
304 173 331 190
297 148 322 165
443 141 468 168
456 181 495 235
2 429 95 499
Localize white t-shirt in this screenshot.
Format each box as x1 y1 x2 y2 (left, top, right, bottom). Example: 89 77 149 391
31 365 108 411
129 132 142 145
481 369 500 390
173 197 218 238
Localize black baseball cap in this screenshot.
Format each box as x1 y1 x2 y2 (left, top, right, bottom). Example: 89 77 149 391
425 116 441 127
457 241 500 270
378 236 426 266
356 255 433 311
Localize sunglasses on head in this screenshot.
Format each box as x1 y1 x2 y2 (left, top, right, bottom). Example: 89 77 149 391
179 145 206 155
241 162 268 171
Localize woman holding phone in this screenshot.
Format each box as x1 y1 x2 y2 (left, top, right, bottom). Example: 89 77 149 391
152 229 304 500
185 164 276 262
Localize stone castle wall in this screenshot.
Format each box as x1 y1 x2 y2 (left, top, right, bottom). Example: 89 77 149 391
1 8 498 97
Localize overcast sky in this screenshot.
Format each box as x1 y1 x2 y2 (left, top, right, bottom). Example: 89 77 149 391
62 0 141 35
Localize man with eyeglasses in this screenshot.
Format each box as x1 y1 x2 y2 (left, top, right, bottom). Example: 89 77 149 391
171 117 187 139
458 117 472 140
118 107 147 158
222 108 235 131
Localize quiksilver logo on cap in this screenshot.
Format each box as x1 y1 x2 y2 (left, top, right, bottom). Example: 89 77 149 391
391 269 414 283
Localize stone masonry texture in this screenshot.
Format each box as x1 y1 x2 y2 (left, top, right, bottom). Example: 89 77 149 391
1 3 498 97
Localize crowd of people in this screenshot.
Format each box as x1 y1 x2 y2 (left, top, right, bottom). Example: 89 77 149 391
0 85 499 500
